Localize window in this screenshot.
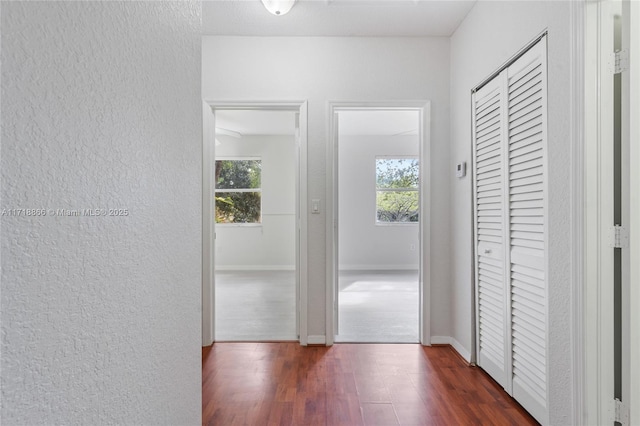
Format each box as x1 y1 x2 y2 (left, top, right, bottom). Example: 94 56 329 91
375 157 419 223
215 158 261 224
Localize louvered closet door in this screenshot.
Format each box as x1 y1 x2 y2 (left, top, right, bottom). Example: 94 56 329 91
473 35 548 425
472 76 509 390
506 38 548 423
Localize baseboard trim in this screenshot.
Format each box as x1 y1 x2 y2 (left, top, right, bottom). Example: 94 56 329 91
450 337 471 364
430 336 471 364
215 265 295 271
430 335 451 345
307 335 326 345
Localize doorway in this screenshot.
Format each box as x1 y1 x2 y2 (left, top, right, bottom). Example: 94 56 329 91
326 103 431 345
202 102 308 345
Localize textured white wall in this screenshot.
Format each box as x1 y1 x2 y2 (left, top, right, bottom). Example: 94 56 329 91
203 36 451 338
215 135 296 269
1 2 202 424
449 1 573 424
339 135 419 270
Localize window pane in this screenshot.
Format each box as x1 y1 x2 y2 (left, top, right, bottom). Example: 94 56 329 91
215 192 261 224
376 190 419 223
376 158 419 189
215 159 261 189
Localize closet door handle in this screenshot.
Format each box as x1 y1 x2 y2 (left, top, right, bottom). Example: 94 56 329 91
484 249 492 255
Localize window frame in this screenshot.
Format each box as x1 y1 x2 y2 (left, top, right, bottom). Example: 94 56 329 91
215 156 263 227
374 155 420 226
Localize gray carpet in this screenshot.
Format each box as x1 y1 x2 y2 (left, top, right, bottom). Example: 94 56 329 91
336 270 419 343
215 270 297 341
215 270 419 343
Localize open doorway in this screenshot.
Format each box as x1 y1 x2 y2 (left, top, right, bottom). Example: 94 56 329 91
214 109 297 341
327 104 430 344
202 102 308 345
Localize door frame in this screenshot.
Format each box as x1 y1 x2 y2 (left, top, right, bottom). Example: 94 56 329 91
326 101 431 346
582 0 639 423
628 1 640 421
202 100 309 346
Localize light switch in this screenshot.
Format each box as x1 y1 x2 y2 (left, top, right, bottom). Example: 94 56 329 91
311 199 320 214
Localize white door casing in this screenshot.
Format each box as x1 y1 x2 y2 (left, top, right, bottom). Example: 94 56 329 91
202 102 216 346
326 101 431 346
628 1 640 422
584 1 640 422
201 100 309 346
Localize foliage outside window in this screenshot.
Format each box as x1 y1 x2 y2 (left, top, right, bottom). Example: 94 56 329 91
215 159 261 224
376 157 419 223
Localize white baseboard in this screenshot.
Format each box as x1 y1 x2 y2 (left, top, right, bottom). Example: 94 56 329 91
430 335 451 345
339 264 419 271
450 337 471 363
430 336 471 363
215 265 295 271
307 335 326 345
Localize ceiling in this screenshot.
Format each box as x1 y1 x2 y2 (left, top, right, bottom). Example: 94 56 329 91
216 110 296 135
215 109 419 136
202 0 477 37
207 1 475 134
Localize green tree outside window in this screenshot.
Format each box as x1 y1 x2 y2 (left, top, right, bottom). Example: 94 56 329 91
215 159 261 224
376 158 419 223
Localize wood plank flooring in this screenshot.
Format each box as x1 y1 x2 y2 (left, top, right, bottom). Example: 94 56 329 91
202 343 538 426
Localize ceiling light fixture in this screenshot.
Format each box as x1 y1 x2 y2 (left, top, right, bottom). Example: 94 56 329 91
261 0 296 16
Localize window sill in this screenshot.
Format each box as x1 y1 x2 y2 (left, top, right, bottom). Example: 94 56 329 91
216 223 262 228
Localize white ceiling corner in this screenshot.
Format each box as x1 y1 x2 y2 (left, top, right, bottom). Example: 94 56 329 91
215 110 297 135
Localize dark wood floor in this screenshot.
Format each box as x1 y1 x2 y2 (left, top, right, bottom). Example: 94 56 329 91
202 343 538 426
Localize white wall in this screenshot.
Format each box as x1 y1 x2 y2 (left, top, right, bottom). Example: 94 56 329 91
449 2 573 424
339 135 419 270
1 2 202 424
215 135 296 270
203 36 451 339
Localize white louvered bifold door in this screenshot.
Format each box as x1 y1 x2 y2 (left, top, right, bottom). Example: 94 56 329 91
472 76 509 390
506 37 548 424
473 35 548 425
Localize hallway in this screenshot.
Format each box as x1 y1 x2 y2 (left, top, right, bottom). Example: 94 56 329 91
202 343 538 425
